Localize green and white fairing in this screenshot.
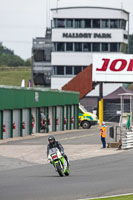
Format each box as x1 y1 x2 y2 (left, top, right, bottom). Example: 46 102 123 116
48 147 69 177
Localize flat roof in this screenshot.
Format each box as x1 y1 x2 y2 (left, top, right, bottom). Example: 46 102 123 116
0 85 79 95
51 6 129 15
119 93 133 96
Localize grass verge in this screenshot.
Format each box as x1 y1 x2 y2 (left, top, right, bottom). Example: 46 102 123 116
91 194 133 200
0 67 31 86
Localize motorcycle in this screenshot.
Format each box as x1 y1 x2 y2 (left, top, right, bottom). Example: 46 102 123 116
48 147 69 177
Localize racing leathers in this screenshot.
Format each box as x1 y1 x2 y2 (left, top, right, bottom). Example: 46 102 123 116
47 141 64 156
47 140 69 165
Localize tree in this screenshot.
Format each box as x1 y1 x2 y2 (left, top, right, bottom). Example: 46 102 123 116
0 42 27 67
24 58 31 66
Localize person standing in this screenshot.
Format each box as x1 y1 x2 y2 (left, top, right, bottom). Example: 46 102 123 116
100 121 107 148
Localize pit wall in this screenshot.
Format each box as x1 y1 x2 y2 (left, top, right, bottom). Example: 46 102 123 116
0 87 79 139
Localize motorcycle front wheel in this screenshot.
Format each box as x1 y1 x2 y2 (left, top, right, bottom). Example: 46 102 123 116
56 162 64 177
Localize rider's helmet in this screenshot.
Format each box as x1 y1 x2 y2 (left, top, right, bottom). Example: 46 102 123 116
48 135 55 144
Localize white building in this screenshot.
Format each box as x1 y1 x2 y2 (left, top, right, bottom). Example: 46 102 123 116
51 6 129 96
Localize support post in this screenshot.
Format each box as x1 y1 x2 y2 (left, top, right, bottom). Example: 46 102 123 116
46 107 49 133
66 105 68 130
99 83 103 125
77 104 79 129
55 106 57 132
62 106 64 131
20 109 23 137
29 108 32 135
70 105 72 130
38 107 41 133
10 110 13 138
0 111 3 140
74 104 76 129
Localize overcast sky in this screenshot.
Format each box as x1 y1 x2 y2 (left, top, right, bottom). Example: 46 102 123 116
0 0 133 59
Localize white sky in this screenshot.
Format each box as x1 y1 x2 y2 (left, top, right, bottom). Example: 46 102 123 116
0 0 133 59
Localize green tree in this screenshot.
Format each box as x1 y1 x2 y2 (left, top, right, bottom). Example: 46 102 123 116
0 42 13 55
24 58 31 66
0 42 28 67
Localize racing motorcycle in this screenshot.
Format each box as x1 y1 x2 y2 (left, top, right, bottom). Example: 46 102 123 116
48 147 69 177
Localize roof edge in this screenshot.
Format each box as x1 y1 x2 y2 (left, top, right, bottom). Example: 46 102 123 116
51 6 129 15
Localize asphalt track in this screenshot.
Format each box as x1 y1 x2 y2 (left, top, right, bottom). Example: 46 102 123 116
0 126 133 200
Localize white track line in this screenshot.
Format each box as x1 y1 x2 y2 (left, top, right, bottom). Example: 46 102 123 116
78 192 133 200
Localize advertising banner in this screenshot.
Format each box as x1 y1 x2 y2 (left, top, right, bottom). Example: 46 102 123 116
93 54 133 82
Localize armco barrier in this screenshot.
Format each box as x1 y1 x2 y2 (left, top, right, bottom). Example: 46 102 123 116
122 131 133 149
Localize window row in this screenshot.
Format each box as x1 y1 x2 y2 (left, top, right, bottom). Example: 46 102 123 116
54 42 122 52
33 49 51 62
53 66 87 75
53 18 127 30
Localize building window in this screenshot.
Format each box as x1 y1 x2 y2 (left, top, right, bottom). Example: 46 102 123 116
110 43 119 52
84 19 91 28
53 66 57 75
66 19 73 28
74 66 82 75
33 50 45 62
52 20 55 28
92 43 100 52
66 43 73 51
53 43 56 51
75 19 83 28
66 66 73 75
124 34 128 40
83 66 88 70
121 20 126 30
102 19 109 28
110 19 119 28
79 108 84 114
57 66 64 75
56 19 65 28
102 43 109 52
121 43 127 53
83 43 91 52
75 43 82 51
92 19 100 28
54 18 127 30
57 43 65 51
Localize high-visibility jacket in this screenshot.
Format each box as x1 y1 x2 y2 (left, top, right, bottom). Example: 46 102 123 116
100 125 107 138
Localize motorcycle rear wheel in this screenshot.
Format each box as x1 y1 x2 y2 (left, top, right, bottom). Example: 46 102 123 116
64 171 69 176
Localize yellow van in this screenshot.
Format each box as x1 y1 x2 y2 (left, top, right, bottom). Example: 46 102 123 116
79 104 98 129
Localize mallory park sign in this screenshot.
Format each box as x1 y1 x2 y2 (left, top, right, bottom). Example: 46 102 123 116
62 32 112 39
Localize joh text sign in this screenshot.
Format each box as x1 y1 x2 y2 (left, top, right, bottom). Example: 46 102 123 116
93 54 133 82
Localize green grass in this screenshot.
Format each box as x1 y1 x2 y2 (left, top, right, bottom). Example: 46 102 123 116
0 67 31 87
92 194 133 200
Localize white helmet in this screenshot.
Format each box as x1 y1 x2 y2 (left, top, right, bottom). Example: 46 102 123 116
102 121 105 125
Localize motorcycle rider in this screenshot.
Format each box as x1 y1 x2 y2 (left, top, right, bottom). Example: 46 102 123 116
47 135 69 166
